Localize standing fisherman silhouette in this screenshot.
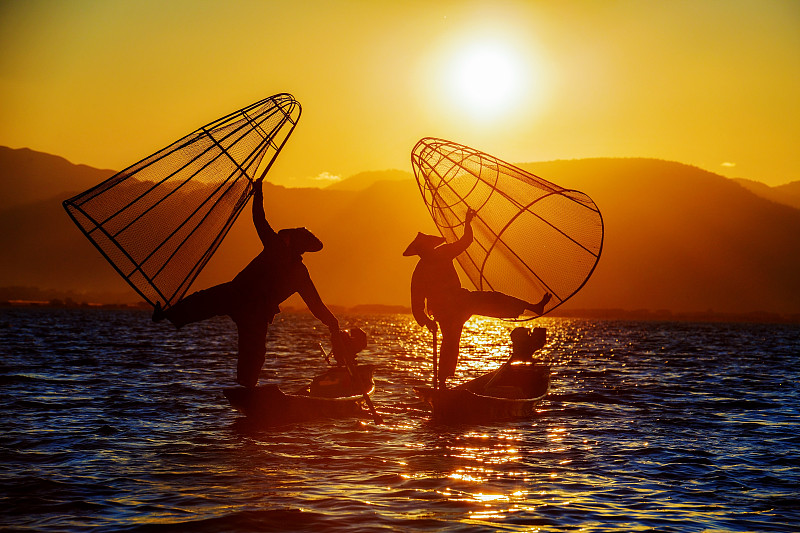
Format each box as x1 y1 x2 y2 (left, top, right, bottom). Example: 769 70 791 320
153 178 341 388
404 208 551 389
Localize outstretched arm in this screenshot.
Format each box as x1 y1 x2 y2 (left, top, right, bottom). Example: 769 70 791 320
297 269 340 333
252 179 275 245
440 208 476 258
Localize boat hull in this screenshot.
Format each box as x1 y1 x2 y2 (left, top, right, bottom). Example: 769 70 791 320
223 365 375 425
415 364 550 424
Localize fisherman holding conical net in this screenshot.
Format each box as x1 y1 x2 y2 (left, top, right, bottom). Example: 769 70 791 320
404 208 551 390
63 94 372 393
154 178 344 388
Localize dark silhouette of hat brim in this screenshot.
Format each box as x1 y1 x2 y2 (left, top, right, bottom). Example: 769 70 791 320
403 232 446 256
279 227 323 253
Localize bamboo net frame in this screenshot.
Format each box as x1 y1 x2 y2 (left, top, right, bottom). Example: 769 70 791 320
63 93 301 309
411 137 604 317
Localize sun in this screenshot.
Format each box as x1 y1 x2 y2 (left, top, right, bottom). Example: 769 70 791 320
447 41 528 119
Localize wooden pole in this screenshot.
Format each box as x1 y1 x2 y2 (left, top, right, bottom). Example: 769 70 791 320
432 328 439 390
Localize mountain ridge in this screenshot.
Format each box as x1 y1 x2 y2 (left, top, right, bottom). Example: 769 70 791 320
0 146 115 210
325 169 413 191
1 147 798 319
733 177 800 209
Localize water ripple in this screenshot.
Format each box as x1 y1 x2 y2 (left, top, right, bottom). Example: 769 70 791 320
1 309 798 531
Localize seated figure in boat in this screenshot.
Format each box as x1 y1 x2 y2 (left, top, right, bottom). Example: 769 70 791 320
154 178 342 388
509 327 547 363
309 327 373 397
331 327 368 366
404 208 551 389
476 326 550 400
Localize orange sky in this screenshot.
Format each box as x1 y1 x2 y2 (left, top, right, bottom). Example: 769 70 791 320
1 0 798 186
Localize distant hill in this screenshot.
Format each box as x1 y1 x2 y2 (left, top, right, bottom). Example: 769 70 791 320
0 193 138 302
733 178 800 210
325 169 413 191
0 146 115 210
192 177 436 309
516 158 800 316
1 148 799 319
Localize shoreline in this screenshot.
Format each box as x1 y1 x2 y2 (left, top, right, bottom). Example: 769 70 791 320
3 299 798 325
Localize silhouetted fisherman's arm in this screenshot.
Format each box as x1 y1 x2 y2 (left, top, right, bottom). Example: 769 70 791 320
439 208 476 259
296 268 340 333
252 179 276 245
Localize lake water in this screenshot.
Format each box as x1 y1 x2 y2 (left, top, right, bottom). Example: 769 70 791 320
1 308 798 532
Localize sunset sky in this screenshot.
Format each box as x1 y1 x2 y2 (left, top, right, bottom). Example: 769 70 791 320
1 0 798 187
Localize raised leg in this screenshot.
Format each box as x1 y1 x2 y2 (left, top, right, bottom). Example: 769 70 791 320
160 282 233 329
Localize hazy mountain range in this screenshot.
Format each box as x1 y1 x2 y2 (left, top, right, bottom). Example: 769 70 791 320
733 178 800 210
1 146 799 320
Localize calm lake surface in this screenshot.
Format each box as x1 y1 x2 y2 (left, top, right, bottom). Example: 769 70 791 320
1 308 799 532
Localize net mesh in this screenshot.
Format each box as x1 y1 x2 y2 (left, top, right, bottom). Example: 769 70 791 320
63 93 301 308
411 137 604 317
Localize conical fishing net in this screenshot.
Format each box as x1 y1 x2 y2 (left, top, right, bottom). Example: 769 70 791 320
411 137 604 317
64 93 301 309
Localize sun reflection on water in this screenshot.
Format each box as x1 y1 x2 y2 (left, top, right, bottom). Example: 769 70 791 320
5 310 795 531
383 314 596 527
232 315 763 529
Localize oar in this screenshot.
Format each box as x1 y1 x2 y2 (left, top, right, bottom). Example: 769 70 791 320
320 343 382 425
317 343 334 365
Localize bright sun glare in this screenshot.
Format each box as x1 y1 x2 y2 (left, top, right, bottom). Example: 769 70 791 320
448 42 527 119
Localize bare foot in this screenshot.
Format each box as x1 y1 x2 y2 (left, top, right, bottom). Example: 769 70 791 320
529 293 552 315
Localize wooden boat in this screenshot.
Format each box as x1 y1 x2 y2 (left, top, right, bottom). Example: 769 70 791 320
223 364 375 425
414 363 550 424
